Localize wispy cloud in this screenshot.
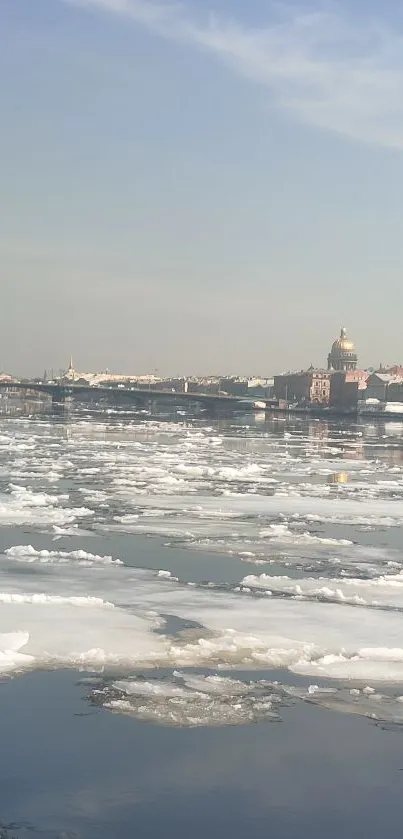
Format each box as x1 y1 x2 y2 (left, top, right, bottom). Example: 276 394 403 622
63 0 403 149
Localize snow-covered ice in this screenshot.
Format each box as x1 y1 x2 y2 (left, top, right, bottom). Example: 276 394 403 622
0 415 403 725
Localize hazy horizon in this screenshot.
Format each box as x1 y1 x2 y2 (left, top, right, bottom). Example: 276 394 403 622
2 0 403 377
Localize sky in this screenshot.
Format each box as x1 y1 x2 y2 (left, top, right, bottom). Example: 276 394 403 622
1 0 403 376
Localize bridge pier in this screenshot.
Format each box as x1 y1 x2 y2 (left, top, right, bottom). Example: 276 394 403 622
134 395 150 411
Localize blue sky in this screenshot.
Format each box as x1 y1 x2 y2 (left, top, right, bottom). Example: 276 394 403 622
1 0 403 375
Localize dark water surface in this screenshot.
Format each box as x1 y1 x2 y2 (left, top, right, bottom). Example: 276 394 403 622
1 669 403 838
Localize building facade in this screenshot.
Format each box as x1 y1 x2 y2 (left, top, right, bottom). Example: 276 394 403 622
274 370 331 404
330 370 368 409
365 373 403 403
219 377 274 398
365 373 395 402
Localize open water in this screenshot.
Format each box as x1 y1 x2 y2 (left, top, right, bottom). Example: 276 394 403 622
0 408 403 835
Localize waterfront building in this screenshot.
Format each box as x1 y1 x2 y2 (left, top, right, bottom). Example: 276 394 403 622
388 379 403 402
327 327 357 371
274 369 331 404
219 377 274 398
329 370 368 409
365 373 403 402
274 326 360 407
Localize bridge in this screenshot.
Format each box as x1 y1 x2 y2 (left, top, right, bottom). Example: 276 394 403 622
0 381 267 413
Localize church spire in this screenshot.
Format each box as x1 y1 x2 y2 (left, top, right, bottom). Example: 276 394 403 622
65 355 76 382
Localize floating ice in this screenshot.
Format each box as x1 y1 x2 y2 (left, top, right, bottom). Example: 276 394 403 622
5 545 123 565
1 414 403 724
157 570 179 581
122 492 403 528
96 672 283 726
0 631 34 673
1 547 403 682
0 592 114 608
283 682 403 724
93 670 403 727
0 600 166 672
241 572 403 609
0 485 93 529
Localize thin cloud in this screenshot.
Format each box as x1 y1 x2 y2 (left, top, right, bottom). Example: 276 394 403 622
63 0 403 149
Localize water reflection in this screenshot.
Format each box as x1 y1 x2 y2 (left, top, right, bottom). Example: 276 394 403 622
3 399 403 470
0 396 50 417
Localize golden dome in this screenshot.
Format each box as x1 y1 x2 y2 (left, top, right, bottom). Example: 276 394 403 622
328 327 357 371
332 327 355 353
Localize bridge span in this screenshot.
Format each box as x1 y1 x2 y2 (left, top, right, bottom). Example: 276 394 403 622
0 382 267 413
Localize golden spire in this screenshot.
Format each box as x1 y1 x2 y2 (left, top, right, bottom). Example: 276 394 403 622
336 327 354 351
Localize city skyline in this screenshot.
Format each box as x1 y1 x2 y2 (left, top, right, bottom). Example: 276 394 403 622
2 0 403 375
2 324 398 381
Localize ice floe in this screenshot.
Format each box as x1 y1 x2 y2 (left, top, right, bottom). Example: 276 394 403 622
0 414 403 727
5 545 123 565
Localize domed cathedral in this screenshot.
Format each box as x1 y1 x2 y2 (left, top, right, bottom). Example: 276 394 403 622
327 327 357 372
